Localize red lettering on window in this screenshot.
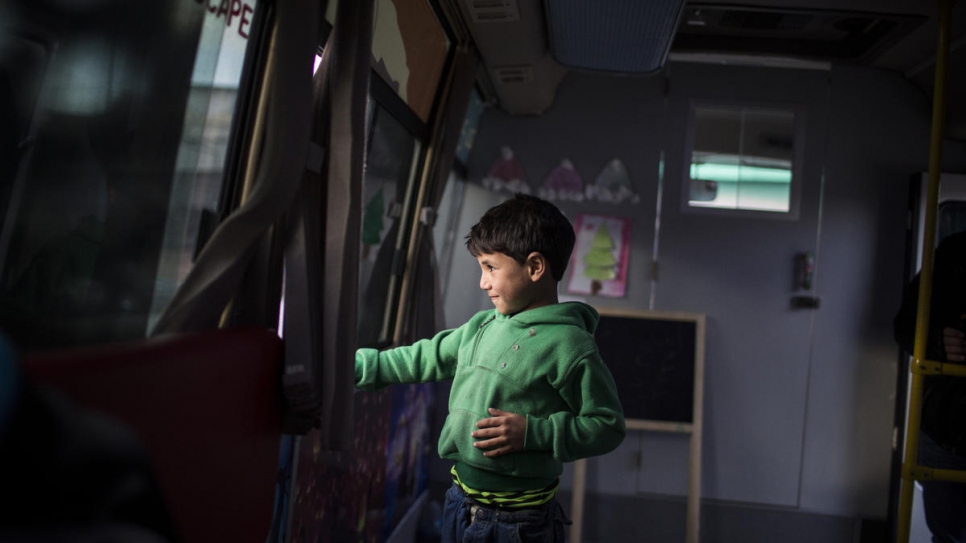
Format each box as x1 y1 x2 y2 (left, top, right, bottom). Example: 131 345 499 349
199 0 253 39
239 3 253 39
227 0 242 27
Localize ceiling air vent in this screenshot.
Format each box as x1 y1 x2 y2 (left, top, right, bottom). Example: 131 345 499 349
492 65 534 84
546 0 686 73
465 0 520 23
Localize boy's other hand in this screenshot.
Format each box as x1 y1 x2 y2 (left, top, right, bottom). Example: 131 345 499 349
471 408 526 458
943 323 966 362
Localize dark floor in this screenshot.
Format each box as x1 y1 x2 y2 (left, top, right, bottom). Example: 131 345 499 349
418 481 888 543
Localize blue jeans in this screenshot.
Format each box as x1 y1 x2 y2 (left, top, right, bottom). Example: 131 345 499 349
919 432 966 543
441 483 569 543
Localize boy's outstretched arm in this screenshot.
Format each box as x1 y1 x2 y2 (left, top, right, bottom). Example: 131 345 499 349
355 327 464 390
471 408 526 458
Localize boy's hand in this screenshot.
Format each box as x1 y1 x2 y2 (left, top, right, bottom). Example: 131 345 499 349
471 408 526 458
943 322 966 362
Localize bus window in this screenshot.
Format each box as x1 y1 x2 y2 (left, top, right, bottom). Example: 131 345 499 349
149 2 260 331
434 88 484 299
358 104 421 347
0 36 46 228
454 89 485 166
371 0 450 123
433 171 465 300
684 103 804 219
0 2 262 351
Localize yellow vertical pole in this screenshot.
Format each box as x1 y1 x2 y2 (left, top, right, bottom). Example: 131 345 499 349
896 1 952 542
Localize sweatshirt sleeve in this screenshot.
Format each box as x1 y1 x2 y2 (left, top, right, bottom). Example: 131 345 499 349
523 351 626 462
355 325 464 390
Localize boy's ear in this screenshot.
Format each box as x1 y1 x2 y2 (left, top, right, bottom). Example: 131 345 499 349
526 252 548 282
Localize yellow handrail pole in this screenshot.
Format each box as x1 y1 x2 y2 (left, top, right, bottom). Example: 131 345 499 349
896 1 952 542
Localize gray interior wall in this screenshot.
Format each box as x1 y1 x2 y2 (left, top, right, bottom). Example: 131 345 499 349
440 60 966 524
799 67 931 516
656 63 830 511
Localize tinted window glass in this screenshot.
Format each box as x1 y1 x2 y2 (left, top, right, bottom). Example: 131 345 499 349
0 2 258 351
358 105 419 347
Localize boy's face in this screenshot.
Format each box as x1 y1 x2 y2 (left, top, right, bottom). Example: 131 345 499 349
476 252 545 315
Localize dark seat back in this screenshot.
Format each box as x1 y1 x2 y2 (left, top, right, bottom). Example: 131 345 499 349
24 327 284 543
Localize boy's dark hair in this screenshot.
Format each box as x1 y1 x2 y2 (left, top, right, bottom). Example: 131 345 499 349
465 193 576 281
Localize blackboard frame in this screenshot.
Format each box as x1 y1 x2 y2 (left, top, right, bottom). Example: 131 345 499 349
595 308 703 428
570 308 706 543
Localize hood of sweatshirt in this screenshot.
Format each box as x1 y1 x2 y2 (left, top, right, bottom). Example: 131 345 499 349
498 301 599 335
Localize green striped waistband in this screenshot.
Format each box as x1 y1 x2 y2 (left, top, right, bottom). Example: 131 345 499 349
450 465 558 509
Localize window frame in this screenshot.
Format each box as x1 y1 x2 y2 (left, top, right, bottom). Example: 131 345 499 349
357 96 425 349
680 98 807 221
360 0 459 347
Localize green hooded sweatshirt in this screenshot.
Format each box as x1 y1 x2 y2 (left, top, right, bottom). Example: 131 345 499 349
355 301 626 492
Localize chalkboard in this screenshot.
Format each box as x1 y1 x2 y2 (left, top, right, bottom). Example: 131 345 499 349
594 309 704 425
571 309 706 543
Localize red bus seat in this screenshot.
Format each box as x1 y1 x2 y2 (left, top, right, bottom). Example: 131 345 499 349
23 326 284 543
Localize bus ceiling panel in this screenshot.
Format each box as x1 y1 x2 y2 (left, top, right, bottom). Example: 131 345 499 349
899 11 966 143
455 0 965 128
452 0 565 115
669 1 965 141
672 4 928 65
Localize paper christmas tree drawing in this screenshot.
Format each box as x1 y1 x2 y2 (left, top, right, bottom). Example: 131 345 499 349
567 214 630 298
582 222 618 295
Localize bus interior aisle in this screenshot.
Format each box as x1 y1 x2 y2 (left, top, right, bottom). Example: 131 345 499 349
2 0 966 542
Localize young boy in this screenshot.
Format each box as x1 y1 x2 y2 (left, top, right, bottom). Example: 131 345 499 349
355 194 626 542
